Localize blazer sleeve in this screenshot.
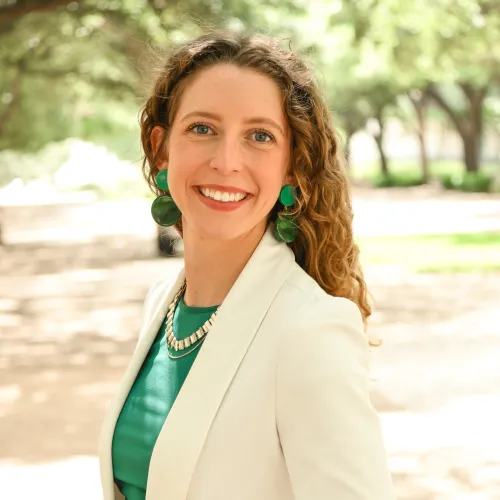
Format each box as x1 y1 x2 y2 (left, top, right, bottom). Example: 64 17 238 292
276 296 395 500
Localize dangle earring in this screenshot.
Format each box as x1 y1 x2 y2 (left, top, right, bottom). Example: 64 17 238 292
274 184 299 243
150 169 182 226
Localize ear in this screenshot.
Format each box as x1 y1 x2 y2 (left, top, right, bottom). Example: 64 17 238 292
283 173 293 187
151 126 169 167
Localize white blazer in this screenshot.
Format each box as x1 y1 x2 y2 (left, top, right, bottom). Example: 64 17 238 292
99 228 395 500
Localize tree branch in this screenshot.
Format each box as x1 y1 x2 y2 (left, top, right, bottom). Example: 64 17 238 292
458 81 489 106
0 0 81 23
426 83 466 137
36 68 137 94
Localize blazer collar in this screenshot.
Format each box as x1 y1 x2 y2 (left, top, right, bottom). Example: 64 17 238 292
99 227 296 500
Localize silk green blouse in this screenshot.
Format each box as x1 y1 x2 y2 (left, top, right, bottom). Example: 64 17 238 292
111 297 218 500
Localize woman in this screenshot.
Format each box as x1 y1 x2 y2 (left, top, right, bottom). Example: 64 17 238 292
99 30 394 500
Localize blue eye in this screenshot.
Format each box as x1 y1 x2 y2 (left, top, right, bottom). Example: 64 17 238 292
189 123 212 135
252 130 274 143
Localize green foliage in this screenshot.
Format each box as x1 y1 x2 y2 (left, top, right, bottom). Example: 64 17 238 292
485 88 500 134
74 182 107 198
1 0 500 180
0 0 306 156
352 159 499 183
76 99 142 162
439 171 493 193
73 178 152 200
0 140 72 187
0 5 141 153
0 78 77 151
324 0 500 174
372 172 425 188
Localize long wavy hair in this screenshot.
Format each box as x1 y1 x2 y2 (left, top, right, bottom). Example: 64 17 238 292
140 30 375 336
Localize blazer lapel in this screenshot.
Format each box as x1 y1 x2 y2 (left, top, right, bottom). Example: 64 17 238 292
98 268 186 500
146 228 296 500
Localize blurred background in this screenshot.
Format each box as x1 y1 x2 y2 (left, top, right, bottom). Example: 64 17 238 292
0 1 499 499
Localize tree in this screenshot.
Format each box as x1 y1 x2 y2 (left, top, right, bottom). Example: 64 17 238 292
0 0 306 152
426 82 489 173
376 0 499 173
326 0 500 173
314 7 400 176
0 8 141 150
406 89 431 182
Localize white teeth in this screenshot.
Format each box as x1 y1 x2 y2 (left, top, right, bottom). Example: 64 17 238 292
199 187 247 203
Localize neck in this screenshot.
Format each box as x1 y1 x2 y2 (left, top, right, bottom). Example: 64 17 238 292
182 224 266 307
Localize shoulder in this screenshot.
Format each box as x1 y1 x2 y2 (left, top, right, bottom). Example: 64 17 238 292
279 262 364 333
276 263 368 373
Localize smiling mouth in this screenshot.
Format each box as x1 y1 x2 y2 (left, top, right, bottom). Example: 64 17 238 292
198 187 249 203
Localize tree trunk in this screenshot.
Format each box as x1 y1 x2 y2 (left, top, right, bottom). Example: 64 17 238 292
373 114 389 176
0 61 25 139
0 55 28 141
374 135 389 176
344 133 352 165
408 91 430 182
460 83 485 173
462 131 481 173
343 125 357 165
416 121 430 181
427 82 487 174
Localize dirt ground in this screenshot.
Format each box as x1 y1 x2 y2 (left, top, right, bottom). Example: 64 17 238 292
1 187 499 500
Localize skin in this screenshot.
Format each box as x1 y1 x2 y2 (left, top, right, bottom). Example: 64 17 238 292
151 63 291 307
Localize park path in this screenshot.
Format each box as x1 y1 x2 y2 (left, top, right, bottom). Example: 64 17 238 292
1 187 499 499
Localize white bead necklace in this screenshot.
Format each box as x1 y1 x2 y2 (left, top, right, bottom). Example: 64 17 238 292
165 281 218 359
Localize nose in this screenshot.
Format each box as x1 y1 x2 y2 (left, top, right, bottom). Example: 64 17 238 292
209 134 244 174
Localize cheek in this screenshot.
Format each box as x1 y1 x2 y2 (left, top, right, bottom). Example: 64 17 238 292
167 140 203 189
255 151 289 194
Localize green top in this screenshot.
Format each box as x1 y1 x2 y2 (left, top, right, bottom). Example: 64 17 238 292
111 296 218 500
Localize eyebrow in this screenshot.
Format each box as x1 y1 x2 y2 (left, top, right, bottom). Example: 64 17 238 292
180 111 286 136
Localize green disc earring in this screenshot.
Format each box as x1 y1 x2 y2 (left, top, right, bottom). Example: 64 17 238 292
151 170 182 227
274 184 299 243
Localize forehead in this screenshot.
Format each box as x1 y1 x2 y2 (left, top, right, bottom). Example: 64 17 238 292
175 64 286 123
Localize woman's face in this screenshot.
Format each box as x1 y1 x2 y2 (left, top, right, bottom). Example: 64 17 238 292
154 63 291 242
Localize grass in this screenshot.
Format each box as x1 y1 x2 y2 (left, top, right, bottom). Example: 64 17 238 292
359 231 500 273
350 159 499 183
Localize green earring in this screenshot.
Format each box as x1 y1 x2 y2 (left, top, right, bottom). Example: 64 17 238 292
274 185 299 243
151 170 181 227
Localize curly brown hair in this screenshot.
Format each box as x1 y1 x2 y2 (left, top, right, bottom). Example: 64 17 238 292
140 30 375 337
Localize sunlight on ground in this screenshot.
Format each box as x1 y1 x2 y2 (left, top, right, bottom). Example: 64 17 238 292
0 456 102 500
382 395 500 456
381 395 500 498
359 231 500 273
